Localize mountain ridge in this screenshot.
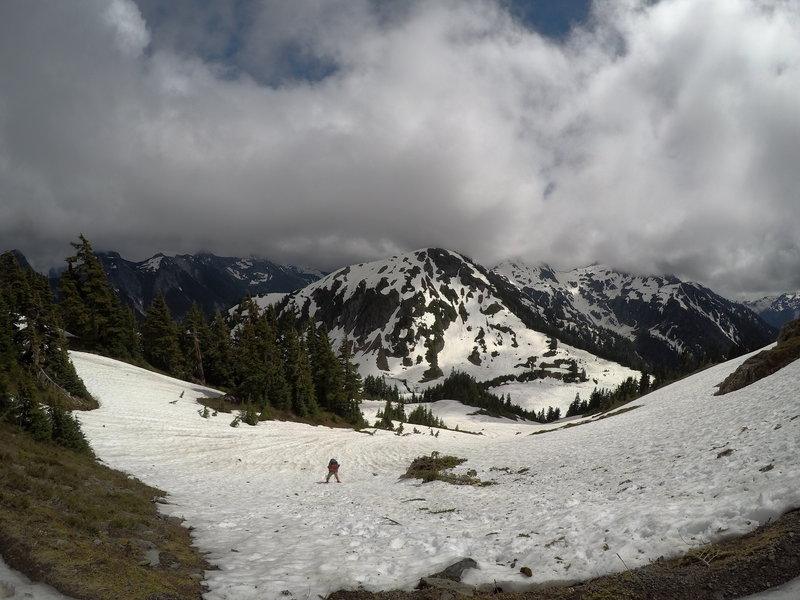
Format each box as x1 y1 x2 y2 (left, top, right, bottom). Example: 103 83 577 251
8 245 778 390
495 260 776 370
743 291 800 329
270 248 775 407
53 251 324 322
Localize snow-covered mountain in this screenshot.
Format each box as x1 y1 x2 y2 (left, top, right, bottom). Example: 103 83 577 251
495 261 776 369
92 252 323 321
743 292 800 329
273 249 775 393
274 249 639 402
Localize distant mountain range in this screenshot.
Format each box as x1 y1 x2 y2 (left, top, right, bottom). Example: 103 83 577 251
50 251 324 322
494 261 777 370
8 246 786 384
742 292 800 329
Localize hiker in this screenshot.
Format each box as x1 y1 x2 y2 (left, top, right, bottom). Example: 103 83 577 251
325 458 341 483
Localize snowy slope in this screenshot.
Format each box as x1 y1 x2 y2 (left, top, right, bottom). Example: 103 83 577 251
495 261 776 367
276 248 639 408
71 350 800 600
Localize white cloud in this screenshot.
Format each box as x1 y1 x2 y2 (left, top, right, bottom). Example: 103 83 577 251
1 0 799 298
102 0 150 57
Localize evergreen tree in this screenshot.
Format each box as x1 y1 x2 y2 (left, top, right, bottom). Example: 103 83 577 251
13 379 52 442
0 372 12 421
48 401 90 451
140 294 185 376
639 372 651 395
337 338 364 424
283 325 317 417
306 323 345 414
181 303 208 383
203 311 233 388
231 299 290 411
59 235 138 359
407 404 445 428
363 374 401 401
566 393 583 417
260 307 291 411
0 293 15 371
375 399 396 430
0 251 91 401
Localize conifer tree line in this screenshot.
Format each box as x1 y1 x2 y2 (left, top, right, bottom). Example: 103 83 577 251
420 370 564 422
0 251 91 451
54 235 366 426
565 373 651 417
2 234 661 437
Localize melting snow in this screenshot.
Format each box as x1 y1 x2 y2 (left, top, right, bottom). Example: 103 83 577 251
46 349 800 600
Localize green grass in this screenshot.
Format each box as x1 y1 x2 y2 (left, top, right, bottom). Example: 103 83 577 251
399 452 493 485
0 421 210 600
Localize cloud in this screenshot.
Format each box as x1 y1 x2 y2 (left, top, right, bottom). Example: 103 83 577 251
1 0 799 298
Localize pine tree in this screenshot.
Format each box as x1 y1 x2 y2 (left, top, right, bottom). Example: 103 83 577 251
140 294 185 376
283 325 317 417
261 308 291 411
48 401 90 451
203 311 233 388
639 372 651 395
0 293 15 371
59 235 138 359
407 404 445 428
375 400 396 430
337 338 364 424
306 323 345 413
566 393 583 417
0 251 91 402
14 378 52 442
181 303 208 383
231 299 290 411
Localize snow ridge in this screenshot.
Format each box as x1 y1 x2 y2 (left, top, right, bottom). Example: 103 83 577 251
495 260 776 367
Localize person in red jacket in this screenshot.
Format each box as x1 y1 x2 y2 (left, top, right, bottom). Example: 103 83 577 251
325 458 341 483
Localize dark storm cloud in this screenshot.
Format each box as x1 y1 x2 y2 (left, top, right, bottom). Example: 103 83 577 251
1 0 799 298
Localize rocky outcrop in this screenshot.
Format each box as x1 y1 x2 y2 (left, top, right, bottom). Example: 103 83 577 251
715 318 800 395
416 558 478 598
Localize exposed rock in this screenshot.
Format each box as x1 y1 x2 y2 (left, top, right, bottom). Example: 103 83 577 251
428 558 478 582
716 317 800 395
417 577 475 597
132 538 161 567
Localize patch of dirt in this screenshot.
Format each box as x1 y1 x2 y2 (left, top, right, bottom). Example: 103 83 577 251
328 508 800 600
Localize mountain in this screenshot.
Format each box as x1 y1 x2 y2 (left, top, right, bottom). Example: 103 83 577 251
6 249 32 270
743 292 800 328
272 250 775 393
274 248 642 396
90 252 323 321
494 261 777 370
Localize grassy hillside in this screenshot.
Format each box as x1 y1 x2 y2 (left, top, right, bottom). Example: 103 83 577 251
0 420 209 600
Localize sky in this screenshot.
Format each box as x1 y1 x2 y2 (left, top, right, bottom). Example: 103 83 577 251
1 0 799 300
68 349 799 599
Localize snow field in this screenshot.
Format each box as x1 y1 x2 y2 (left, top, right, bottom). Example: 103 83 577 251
70 351 800 600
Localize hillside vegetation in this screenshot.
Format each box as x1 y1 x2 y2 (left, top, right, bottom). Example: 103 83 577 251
716 317 800 395
0 421 209 600
0 248 209 599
